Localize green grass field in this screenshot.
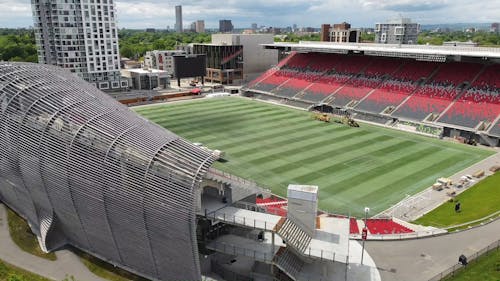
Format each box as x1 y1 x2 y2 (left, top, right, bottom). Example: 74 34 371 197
0 258 51 281
414 172 500 228
444 248 500 281
135 97 494 217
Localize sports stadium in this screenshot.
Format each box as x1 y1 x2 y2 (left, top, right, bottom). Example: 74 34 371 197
0 40 499 281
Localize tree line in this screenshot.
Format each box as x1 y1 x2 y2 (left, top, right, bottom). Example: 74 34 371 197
0 28 38 63
0 28 499 64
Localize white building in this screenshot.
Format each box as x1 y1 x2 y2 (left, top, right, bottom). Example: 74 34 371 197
121 68 170 90
143 50 187 77
31 0 127 90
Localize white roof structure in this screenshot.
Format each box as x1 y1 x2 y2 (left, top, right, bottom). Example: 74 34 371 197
262 41 500 61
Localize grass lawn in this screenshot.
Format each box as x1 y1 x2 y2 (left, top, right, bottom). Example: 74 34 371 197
414 172 500 228
135 97 494 217
444 248 500 281
0 258 51 281
73 248 148 281
6 208 57 261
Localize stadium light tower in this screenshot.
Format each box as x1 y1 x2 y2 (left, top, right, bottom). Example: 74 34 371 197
361 207 370 265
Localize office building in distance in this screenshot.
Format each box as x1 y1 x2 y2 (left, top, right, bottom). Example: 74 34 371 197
175 5 183 33
196 20 205 33
31 0 127 90
219 19 234 33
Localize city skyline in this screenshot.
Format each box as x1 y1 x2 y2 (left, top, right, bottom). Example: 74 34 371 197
1 0 498 29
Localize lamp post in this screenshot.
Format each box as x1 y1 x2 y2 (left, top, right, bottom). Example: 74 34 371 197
361 207 370 265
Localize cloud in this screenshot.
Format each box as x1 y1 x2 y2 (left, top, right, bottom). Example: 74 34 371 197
0 0 499 29
0 0 33 28
360 0 448 11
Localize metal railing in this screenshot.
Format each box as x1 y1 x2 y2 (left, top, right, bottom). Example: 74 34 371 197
208 210 277 231
428 239 500 281
207 168 259 189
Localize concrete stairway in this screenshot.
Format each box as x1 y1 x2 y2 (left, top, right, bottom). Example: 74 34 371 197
276 219 312 253
274 247 304 281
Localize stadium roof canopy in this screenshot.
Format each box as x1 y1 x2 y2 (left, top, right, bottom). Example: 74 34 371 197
262 41 500 62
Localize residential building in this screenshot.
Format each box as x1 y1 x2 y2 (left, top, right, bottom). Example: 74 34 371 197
320 22 360 43
175 5 182 33
219 19 234 33
374 18 420 44
31 0 127 90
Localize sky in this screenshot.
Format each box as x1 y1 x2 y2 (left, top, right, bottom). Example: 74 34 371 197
0 0 498 29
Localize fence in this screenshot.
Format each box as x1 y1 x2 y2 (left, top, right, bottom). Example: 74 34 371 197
428 239 500 281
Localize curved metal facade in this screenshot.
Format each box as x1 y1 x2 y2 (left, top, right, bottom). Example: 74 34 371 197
0 62 215 281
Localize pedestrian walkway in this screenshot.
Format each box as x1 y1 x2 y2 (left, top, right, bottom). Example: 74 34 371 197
365 218 500 281
0 204 106 281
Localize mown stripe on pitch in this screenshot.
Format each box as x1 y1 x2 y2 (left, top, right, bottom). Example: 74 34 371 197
184 114 308 140
333 147 460 204
224 122 351 150
180 111 307 140
290 140 419 183
250 130 374 166
229 125 352 157
137 98 252 117
237 127 358 162
137 97 246 112
145 99 266 118
215 122 350 150
322 146 441 195
147 104 275 127
270 131 386 171
346 154 467 212
271 134 394 174
153 109 291 138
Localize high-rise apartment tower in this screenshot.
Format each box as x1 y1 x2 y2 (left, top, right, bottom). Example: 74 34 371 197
31 0 126 90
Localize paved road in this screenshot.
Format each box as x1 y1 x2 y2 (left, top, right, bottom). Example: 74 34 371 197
0 204 106 281
365 219 500 281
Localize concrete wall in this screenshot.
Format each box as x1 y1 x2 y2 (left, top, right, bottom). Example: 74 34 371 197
240 34 278 75
287 185 318 236
211 34 278 76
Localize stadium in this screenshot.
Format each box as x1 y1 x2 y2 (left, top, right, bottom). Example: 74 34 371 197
0 40 499 281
